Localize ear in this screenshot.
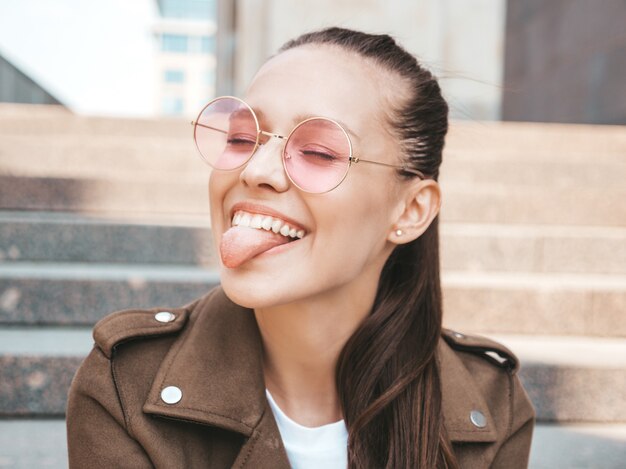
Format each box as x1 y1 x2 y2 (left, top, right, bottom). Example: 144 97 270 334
387 179 441 244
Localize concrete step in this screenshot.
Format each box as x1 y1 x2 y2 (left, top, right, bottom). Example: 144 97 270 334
439 182 626 226
2 212 624 274
2 134 624 188
0 328 90 417
0 175 209 216
0 211 215 266
2 103 624 160
439 157 626 188
0 329 92 422
442 271 626 337
0 329 624 423
1 105 624 191
0 263 219 325
1 175 625 225
0 420 69 469
1 264 623 336
0 134 206 179
529 423 626 469
0 420 624 469
441 223 626 275
0 103 189 138
445 120 626 161
490 334 626 423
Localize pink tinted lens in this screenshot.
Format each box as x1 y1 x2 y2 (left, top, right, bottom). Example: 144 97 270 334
284 119 351 193
194 98 258 170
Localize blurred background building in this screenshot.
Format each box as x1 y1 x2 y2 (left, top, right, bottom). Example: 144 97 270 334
0 0 626 124
0 0 503 120
1 0 624 123
0 55 63 106
0 0 218 117
153 0 218 116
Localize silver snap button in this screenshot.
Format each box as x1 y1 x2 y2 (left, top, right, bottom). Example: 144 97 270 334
453 331 465 339
470 410 487 428
155 311 176 323
161 386 183 404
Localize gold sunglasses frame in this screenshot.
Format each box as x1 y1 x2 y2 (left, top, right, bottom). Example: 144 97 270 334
191 96 425 194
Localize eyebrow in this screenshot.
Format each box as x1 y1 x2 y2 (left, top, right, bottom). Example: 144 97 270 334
252 107 360 140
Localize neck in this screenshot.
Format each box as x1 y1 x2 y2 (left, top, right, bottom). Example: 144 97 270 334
254 281 377 427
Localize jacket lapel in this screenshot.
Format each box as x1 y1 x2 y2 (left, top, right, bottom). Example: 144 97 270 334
230 407 292 468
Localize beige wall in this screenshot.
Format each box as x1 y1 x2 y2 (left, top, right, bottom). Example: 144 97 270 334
233 0 506 120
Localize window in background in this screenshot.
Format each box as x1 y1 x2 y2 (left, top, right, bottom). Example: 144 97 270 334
158 0 216 19
155 0 219 116
162 34 188 53
164 69 186 83
200 35 215 54
162 95 185 115
203 68 216 86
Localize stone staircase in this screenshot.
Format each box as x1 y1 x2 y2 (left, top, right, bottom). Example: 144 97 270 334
0 103 625 468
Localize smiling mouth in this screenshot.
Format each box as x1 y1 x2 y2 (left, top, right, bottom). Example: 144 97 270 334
231 210 306 241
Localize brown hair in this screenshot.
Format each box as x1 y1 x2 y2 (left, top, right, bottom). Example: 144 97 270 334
280 28 457 468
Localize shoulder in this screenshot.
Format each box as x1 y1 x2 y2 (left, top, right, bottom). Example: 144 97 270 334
92 303 193 359
440 328 520 373
438 328 535 463
69 287 226 426
91 287 227 359
70 292 207 397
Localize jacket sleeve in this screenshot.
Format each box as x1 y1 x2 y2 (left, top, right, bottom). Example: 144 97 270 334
490 374 536 469
66 346 152 468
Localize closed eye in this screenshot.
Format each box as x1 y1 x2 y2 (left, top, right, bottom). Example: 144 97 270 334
227 135 256 145
301 150 337 161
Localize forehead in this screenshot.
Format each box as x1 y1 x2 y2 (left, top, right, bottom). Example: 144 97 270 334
244 45 398 136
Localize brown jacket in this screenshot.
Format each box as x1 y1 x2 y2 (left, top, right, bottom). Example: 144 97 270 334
66 287 535 468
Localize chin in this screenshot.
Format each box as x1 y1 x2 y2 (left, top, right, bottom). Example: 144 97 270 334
219 272 288 310
220 266 334 310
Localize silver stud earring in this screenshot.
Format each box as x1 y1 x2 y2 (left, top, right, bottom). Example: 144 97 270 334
395 229 403 236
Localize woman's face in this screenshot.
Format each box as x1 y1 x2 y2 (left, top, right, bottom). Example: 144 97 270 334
209 45 410 308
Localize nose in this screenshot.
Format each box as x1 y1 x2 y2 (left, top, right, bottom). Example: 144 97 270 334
239 136 290 192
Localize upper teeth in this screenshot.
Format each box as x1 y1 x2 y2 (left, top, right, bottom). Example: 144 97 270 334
232 211 305 239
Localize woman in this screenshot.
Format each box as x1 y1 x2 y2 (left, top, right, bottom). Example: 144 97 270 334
67 27 535 468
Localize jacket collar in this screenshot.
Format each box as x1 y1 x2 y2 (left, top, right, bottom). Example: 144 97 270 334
143 287 496 458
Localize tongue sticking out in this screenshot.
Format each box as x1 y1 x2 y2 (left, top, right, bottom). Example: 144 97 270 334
220 226 292 268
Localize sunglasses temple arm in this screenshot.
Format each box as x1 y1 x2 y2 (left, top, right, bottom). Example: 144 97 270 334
354 157 425 178
191 121 228 134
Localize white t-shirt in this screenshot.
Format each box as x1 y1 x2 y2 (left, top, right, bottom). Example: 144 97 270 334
265 389 348 469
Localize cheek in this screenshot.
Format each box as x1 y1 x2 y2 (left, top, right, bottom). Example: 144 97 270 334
208 170 224 202
311 189 395 266
208 172 238 218
208 169 218 194
208 172 239 253
332 171 398 230
208 174 222 227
